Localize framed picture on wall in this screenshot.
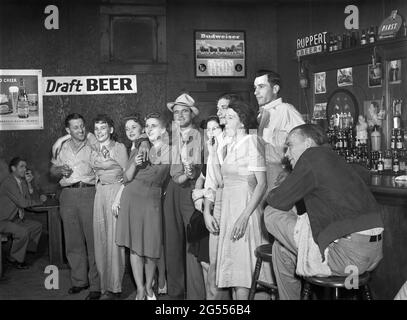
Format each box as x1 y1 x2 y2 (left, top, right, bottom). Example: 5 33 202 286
337 67 353 87
0 69 43 131
314 72 326 94
368 63 382 88
388 60 402 84
194 30 246 77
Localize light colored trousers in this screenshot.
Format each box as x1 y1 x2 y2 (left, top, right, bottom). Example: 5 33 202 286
94 183 125 294
59 187 100 291
264 207 383 300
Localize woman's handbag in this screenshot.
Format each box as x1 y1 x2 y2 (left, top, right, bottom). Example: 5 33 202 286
186 209 209 243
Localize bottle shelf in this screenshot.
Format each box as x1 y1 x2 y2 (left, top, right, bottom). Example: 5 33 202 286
297 37 407 72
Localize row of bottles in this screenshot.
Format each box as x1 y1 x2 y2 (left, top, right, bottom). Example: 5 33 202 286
324 21 407 53
328 112 354 129
375 149 407 175
327 127 407 175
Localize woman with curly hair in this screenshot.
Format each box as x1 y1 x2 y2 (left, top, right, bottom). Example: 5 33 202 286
210 101 272 300
115 112 170 300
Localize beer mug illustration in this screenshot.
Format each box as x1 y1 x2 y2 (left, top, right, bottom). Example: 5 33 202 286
8 86 19 114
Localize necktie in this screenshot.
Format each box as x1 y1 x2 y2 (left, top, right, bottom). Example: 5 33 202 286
16 180 24 220
222 144 228 161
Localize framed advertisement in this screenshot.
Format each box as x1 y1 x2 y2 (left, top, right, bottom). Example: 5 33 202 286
195 30 246 78
0 69 43 131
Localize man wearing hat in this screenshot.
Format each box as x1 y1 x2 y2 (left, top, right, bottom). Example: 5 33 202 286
164 93 206 299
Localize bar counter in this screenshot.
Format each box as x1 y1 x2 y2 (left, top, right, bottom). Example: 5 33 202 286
369 173 407 299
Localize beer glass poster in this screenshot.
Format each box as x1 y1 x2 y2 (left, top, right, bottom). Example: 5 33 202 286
195 31 245 77
0 69 43 131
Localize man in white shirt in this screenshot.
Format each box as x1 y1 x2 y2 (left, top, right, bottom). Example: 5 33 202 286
254 70 305 190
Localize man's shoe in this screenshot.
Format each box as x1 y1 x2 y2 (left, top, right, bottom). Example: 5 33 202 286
6 258 29 269
99 291 121 300
68 285 89 294
15 261 29 269
85 291 101 300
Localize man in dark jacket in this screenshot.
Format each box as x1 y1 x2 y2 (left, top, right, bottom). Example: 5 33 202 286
0 157 45 269
265 124 383 300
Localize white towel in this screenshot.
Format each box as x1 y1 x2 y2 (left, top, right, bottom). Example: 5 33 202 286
293 213 332 277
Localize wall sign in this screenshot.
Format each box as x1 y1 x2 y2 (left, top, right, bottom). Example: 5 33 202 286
296 31 328 57
378 10 403 40
0 69 43 131
195 31 245 77
43 75 137 95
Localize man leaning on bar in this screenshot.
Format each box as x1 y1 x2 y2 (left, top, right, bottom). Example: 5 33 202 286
265 123 384 300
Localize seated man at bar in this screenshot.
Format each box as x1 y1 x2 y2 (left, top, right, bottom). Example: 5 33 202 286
0 157 46 269
265 124 384 300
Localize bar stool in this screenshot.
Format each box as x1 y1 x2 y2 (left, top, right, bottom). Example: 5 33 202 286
0 233 11 278
248 244 279 300
301 272 373 300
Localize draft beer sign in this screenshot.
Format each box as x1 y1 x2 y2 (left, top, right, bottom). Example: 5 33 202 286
195 31 246 77
42 75 137 95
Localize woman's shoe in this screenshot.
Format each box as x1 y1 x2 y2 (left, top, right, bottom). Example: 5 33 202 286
146 292 157 300
135 295 145 300
158 281 167 295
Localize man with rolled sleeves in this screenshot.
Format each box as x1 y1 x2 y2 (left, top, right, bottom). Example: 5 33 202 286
164 93 206 299
50 113 101 300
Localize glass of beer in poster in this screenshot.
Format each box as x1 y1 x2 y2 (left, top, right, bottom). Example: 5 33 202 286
8 86 19 114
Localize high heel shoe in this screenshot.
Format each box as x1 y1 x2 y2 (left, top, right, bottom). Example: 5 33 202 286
135 295 145 300
146 292 157 300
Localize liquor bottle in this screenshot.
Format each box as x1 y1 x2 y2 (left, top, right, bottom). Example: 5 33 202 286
337 35 343 50
377 152 384 174
333 36 338 51
399 149 406 173
360 30 367 45
393 151 400 175
390 129 396 150
371 126 381 152
368 26 376 43
384 149 393 171
329 35 334 52
396 130 403 150
17 78 29 119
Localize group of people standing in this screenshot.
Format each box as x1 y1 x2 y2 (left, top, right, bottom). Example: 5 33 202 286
47 69 302 300
1 68 385 300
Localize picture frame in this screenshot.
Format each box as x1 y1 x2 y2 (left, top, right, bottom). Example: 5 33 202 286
388 60 401 84
194 30 246 78
314 72 326 94
0 69 43 131
337 67 353 87
368 63 382 88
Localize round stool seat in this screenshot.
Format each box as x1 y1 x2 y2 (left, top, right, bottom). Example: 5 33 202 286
305 272 370 288
255 244 273 262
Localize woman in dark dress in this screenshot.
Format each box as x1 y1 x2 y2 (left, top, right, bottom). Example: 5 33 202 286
115 112 170 300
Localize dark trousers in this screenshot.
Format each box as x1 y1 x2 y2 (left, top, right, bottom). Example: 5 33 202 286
0 217 42 263
59 187 100 291
163 180 205 299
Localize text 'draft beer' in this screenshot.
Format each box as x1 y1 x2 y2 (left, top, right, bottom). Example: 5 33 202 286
42 75 137 96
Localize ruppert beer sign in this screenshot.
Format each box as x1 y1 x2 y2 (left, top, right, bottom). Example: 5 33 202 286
296 31 328 57
42 75 137 96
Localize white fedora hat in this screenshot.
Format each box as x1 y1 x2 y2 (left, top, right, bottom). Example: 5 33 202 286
167 93 199 116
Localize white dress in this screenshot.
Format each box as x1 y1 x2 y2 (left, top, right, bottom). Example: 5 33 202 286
216 134 272 288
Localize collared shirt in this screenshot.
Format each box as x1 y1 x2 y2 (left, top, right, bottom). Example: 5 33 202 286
259 98 305 163
170 127 202 182
51 138 96 187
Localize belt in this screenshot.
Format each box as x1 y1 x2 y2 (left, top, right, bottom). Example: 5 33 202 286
343 233 383 243
63 181 95 189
